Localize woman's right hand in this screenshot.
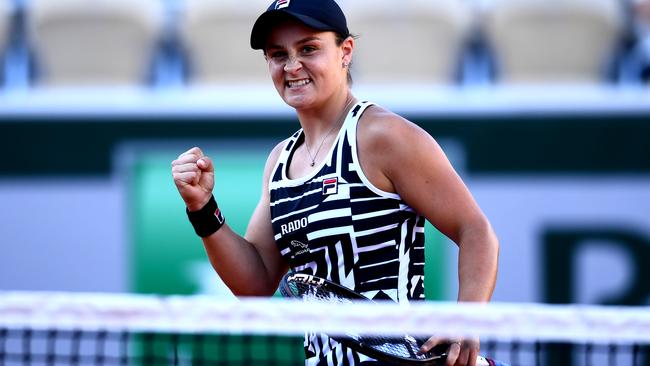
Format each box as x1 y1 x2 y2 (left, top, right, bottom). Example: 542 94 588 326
172 147 215 211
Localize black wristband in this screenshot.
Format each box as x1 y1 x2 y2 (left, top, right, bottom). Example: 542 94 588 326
186 195 225 237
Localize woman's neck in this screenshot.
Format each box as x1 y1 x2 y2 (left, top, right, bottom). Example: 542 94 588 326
295 91 355 146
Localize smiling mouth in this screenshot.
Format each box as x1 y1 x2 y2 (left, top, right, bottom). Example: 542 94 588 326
286 79 312 88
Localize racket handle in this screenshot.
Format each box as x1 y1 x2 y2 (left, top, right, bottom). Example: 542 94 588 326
431 345 503 366
477 355 510 366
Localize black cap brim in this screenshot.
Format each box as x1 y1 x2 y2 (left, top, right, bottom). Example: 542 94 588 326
250 10 340 50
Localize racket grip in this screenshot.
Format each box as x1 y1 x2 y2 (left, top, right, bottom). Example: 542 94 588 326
477 355 510 366
430 346 503 366
429 345 504 366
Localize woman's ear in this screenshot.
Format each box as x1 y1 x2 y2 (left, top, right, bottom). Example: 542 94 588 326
341 36 354 67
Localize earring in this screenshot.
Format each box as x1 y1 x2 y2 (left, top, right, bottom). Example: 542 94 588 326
342 62 349 68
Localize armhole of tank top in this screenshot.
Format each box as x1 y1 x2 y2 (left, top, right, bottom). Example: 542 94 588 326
348 104 402 200
268 132 301 189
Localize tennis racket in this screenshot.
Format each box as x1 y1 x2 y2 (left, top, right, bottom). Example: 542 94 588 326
280 272 493 366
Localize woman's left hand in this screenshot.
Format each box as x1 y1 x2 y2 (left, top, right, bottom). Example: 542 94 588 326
420 336 480 366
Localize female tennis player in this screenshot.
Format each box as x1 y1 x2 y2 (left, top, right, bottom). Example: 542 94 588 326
172 0 499 365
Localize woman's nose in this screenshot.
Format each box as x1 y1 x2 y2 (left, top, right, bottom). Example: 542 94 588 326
284 55 302 72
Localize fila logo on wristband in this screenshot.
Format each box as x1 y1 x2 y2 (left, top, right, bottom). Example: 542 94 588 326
214 208 225 224
186 195 225 237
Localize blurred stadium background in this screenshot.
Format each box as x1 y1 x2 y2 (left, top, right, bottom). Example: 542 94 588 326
0 0 649 309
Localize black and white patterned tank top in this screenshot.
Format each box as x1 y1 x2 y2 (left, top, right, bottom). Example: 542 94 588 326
269 101 426 365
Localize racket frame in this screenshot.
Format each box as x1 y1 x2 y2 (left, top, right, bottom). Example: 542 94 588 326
280 273 447 366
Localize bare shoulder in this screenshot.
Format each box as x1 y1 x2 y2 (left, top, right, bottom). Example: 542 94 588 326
357 105 436 160
262 138 290 185
268 138 288 164
357 105 431 150
356 105 435 192
356 104 447 193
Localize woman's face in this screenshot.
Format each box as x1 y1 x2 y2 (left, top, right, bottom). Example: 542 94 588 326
264 19 352 110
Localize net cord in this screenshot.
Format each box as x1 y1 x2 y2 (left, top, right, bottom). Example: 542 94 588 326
1 292 649 344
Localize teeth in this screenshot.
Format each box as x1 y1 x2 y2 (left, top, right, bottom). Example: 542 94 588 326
288 79 311 88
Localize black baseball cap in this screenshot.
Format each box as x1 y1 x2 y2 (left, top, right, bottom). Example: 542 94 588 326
250 0 349 50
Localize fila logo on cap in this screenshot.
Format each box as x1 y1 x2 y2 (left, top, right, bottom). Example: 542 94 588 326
275 0 290 9
323 177 338 195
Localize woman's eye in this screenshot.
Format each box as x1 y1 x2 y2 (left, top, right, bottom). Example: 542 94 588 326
268 51 286 59
302 46 316 54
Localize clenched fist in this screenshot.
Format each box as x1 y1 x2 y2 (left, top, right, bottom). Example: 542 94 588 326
171 147 215 211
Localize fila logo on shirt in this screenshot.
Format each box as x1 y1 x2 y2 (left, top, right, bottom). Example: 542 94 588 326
281 217 308 235
275 0 289 9
323 177 338 195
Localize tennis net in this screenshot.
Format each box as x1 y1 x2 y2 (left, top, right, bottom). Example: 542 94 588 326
1 291 649 366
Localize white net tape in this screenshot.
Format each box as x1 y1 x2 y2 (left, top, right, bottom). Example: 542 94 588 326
1 291 649 344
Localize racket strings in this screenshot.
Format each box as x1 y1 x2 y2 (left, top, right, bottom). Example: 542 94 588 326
283 281 354 305
349 334 432 360
282 276 442 362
